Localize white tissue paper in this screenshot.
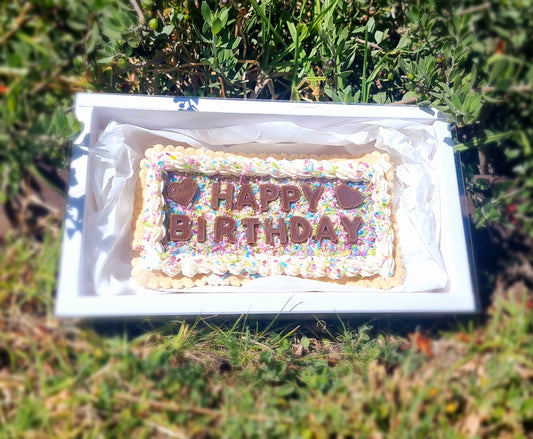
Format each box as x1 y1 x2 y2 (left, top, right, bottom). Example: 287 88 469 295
85 117 448 296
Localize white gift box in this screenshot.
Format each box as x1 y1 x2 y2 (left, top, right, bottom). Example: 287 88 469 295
55 93 477 317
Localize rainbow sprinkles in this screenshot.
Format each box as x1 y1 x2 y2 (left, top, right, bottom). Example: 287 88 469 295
131 145 403 289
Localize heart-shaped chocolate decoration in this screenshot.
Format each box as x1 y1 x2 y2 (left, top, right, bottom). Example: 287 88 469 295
335 183 364 209
167 177 198 206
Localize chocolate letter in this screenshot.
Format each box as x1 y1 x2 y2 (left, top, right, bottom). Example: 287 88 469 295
169 214 192 241
302 184 324 213
315 216 338 243
264 218 288 244
243 217 260 245
260 184 280 211
280 185 301 212
167 177 198 206
214 216 236 243
335 183 364 209
289 216 312 244
235 183 259 211
211 181 234 211
339 216 363 244
197 216 206 243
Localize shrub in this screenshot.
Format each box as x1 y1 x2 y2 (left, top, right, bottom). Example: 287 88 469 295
1 0 532 239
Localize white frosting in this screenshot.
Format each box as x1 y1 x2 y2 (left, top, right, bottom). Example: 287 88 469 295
139 148 395 280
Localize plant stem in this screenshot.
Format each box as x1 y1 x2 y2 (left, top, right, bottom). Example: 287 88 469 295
362 25 369 103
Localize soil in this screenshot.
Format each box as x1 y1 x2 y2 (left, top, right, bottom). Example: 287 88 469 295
0 159 68 241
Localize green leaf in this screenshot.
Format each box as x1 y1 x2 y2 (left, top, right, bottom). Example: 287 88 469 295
467 94 482 115
402 91 417 101
101 20 123 41
367 17 375 33
372 91 388 104
396 32 410 50
161 25 174 35
0 66 28 76
219 7 229 27
287 21 297 42
51 109 67 135
212 18 223 35
297 24 308 40
338 26 349 44
201 1 212 24
7 94 16 115
86 22 100 53
97 55 115 64
451 94 463 111
519 130 532 155
67 19 89 32
128 35 141 47
230 37 242 50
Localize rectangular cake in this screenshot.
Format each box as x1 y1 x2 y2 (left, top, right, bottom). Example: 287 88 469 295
131 145 403 289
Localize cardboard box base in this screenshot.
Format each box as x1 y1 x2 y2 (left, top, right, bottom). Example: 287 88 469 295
55 94 478 318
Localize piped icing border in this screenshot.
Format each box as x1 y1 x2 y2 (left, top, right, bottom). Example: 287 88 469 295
135 146 396 283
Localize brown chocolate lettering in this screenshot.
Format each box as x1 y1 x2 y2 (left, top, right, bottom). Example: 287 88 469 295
197 216 206 243
280 185 301 212
211 181 234 211
335 183 364 209
302 184 324 213
235 183 259 211
214 216 236 243
289 216 312 244
167 177 198 206
339 216 362 244
260 184 280 211
243 217 260 245
315 216 338 243
264 218 288 244
169 214 192 241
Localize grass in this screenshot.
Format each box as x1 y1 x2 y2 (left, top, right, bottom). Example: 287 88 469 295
1 0 532 436
1 228 532 438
